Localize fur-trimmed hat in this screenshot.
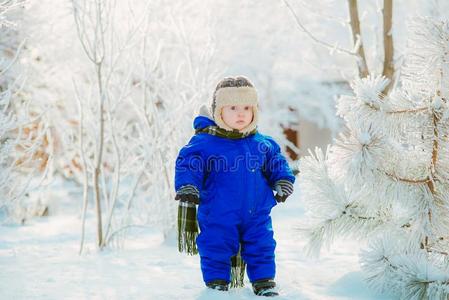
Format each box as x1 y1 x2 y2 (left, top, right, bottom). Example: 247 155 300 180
211 76 258 134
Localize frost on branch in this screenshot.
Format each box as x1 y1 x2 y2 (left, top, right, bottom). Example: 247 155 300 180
0 0 50 224
300 17 449 299
299 147 383 257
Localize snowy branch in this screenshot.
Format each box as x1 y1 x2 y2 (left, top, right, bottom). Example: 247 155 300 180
301 16 449 299
281 0 356 57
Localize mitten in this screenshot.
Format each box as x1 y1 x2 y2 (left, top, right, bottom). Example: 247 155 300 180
274 179 294 203
175 184 200 205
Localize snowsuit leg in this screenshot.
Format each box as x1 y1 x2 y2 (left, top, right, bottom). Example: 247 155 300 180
196 212 240 284
240 213 276 282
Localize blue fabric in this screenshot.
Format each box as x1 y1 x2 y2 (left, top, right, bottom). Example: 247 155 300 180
175 114 295 284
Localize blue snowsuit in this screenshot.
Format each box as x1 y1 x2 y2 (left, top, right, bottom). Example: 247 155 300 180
175 114 295 284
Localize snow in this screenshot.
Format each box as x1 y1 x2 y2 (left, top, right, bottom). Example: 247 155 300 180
358 132 371 145
4 2 449 299
0 180 394 300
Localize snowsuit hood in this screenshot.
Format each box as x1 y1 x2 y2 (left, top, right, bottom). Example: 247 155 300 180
193 105 216 131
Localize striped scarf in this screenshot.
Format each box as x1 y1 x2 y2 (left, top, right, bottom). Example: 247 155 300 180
195 125 257 139
177 201 199 255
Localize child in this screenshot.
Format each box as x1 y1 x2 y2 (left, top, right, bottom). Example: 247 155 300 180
174 76 295 297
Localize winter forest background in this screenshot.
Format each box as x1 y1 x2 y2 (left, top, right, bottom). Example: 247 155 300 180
2 0 449 299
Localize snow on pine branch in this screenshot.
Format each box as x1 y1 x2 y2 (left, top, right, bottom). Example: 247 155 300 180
436 120 449 181
298 147 383 256
402 18 449 100
361 232 449 300
299 147 348 218
350 75 390 111
337 76 436 144
330 122 386 181
311 109 437 234
300 15 449 299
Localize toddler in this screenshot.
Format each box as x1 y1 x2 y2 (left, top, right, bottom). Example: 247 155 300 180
174 76 295 297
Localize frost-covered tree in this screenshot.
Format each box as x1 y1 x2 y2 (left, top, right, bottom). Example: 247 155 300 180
70 0 221 251
299 17 449 299
0 0 50 223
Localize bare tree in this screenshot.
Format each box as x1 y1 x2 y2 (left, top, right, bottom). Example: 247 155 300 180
72 0 108 247
72 0 220 252
284 0 395 93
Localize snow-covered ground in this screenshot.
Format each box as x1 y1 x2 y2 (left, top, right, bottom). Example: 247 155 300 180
0 181 394 300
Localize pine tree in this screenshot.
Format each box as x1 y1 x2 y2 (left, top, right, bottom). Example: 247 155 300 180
299 17 449 299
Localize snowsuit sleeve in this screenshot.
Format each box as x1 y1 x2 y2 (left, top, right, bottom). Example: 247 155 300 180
262 136 296 188
174 135 206 192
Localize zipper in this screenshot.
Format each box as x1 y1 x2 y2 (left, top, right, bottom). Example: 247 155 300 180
243 138 256 214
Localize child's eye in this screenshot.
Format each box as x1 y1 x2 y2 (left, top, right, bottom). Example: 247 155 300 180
231 106 236 110
244 106 250 110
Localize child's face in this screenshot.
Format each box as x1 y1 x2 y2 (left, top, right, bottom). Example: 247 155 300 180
221 105 254 131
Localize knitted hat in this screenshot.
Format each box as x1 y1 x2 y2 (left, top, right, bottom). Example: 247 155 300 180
211 76 258 134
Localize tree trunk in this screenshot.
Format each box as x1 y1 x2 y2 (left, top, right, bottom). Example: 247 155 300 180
382 0 394 95
348 0 369 78
94 63 105 248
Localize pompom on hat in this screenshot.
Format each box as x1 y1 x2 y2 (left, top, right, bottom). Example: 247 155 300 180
210 76 259 134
